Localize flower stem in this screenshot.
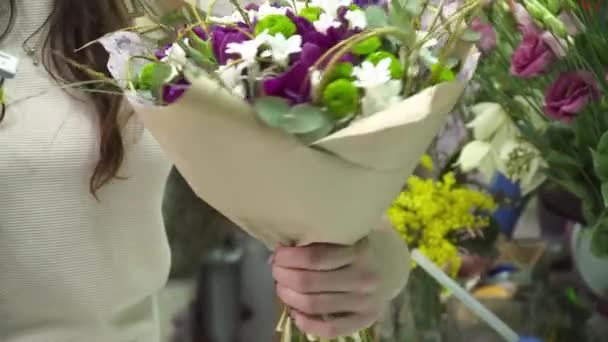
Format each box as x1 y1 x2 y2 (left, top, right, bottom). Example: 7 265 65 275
229 0 253 27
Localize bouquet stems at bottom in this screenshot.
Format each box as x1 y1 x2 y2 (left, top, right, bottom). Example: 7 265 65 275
276 308 374 342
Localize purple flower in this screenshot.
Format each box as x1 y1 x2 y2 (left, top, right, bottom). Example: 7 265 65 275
353 0 386 7
544 71 601 122
155 43 172 60
244 3 259 11
163 78 191 104
192 26 207 40
211 26 249 65
510 31 555 78
263 43 323 103
471 17 496 53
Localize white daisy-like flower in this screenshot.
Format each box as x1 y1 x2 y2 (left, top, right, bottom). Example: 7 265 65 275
225 36 267 66
345 9 367 30
360 80 403 116
352 58 392 89
313 13 342 34
161 40 189 69
309 0 351 16
260 33 303 66
217 62 247 98
257 2 288 19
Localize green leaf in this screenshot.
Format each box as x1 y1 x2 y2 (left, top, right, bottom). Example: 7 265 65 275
591 226 608 259
602 183 608 208
388 0 413 32
280 104 331 134
574 112 599 149
364 6 388 28
545 150 581 175
461 29 482 42
592 150 608 182
403 0 423 15
296 121 334 144
254 97 290 128
189 31 217 63
142 63 175 98
598 131 608 155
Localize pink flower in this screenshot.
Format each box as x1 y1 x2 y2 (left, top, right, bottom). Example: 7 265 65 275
471 17 497 53
544 71 601 122
510 31 555 77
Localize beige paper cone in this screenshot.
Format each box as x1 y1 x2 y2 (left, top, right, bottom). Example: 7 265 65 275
133 47 479 248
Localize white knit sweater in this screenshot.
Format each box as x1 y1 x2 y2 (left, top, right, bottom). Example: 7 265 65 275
0 1 173 341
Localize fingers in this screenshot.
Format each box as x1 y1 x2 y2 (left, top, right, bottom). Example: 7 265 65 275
276 284 377 316
291 310 379 339
273 243 356 271
273 264 379 294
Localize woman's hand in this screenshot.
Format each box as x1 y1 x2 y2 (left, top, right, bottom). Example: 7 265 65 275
272 224 410 339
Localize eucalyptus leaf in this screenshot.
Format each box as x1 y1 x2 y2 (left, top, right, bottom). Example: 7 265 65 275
365 6 389 28
296 121 334 145
254 97 290 128
461 29 482 42
280 104 330 134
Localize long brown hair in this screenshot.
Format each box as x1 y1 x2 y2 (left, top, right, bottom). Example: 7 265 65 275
42 0 132 197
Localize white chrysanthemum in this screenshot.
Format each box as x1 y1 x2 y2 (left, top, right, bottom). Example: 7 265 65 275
161 40 189 69
352 58 392 88
360 80 402 116
217 62 247 98
345 9 367 30
257 2 288 19
313 13 342 34
260 33 302 66
225 35 267 66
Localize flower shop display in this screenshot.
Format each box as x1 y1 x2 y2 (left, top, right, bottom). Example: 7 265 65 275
78 0 484 340
386 155 505 340
463 0 608 259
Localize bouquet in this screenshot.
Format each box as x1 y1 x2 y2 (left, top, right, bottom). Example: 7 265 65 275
92 0 482 340
461 0 608 259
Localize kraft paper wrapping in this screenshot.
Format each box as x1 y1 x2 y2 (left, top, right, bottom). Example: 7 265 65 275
130 47 480 248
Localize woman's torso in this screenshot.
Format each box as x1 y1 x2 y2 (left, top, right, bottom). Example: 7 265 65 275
0 1 173 341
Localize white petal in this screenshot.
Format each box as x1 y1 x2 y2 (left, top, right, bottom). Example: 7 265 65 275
467 102 508 140
457 140 492 172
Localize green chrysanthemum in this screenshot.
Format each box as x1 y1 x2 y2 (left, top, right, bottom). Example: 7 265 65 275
322 78 359 118
326 62 354 82
352 36 382 56
299 6 322 22
365 51 403 79
255 14 297 37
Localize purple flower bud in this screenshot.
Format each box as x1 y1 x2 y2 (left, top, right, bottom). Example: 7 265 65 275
471 17 497 53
